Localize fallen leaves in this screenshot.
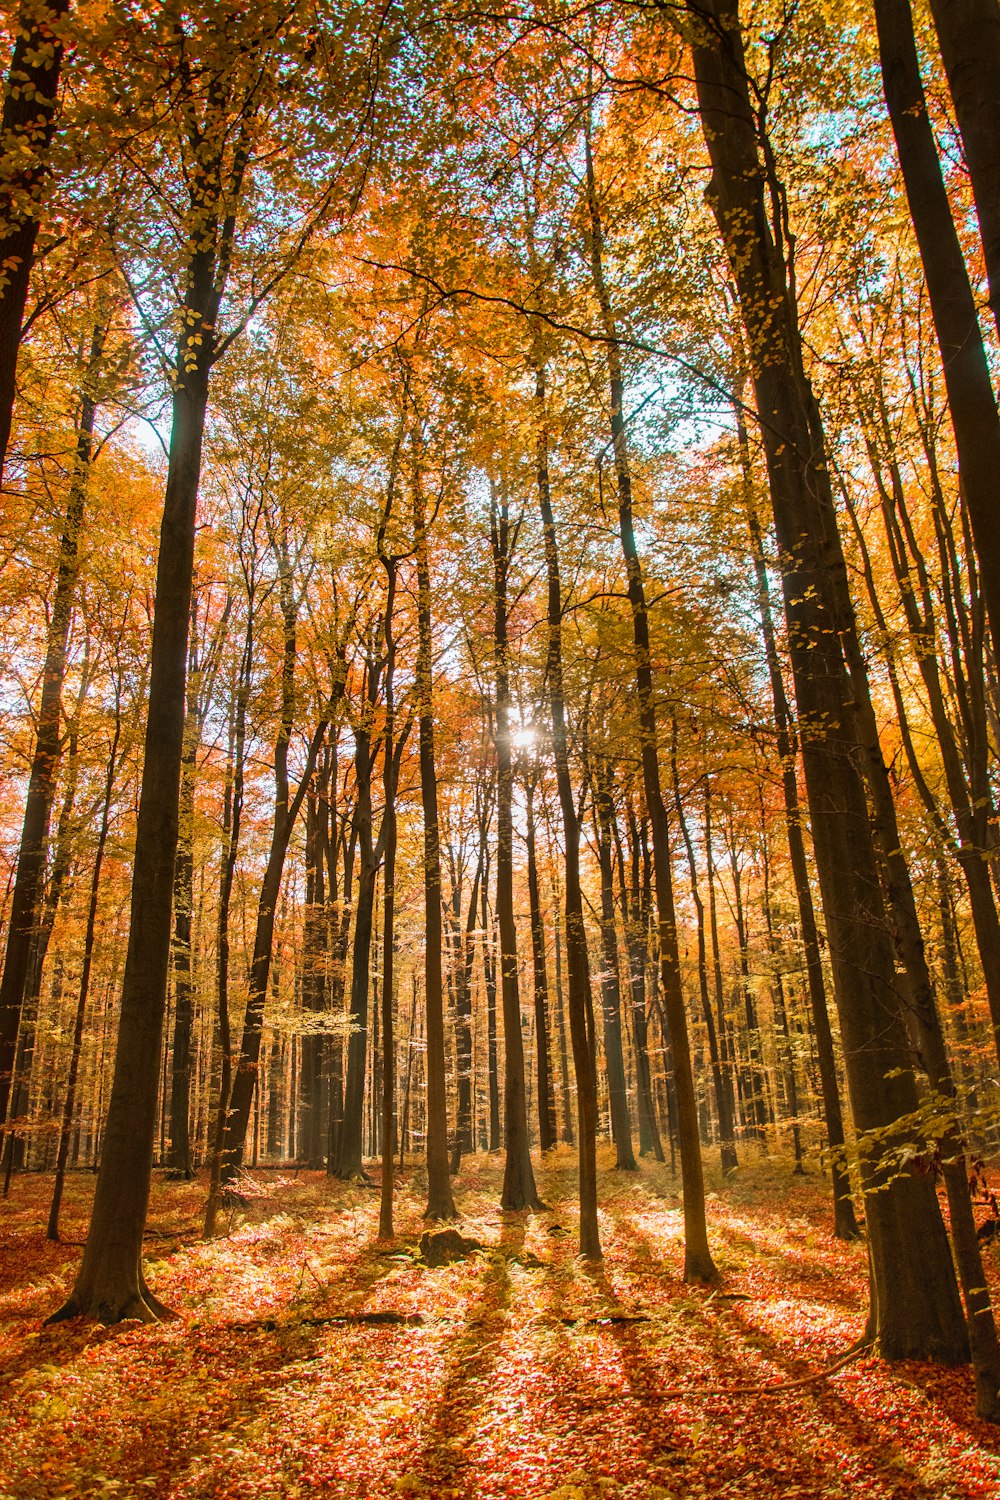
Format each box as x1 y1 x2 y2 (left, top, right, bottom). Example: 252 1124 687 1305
0 1153 999 1498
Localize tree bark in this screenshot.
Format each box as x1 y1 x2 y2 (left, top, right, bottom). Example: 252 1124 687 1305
584 128 717 1281
687 0 967 1361
534 358 600 1258
412 445 456 1221
491 482 543 1209
874 0 1000 665
927 0 1000 339
0 0 70 480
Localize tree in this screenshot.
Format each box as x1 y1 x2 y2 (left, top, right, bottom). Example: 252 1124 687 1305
684 0 968 1362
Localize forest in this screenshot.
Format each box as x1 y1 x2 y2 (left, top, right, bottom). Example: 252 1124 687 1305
3 0 1000 1495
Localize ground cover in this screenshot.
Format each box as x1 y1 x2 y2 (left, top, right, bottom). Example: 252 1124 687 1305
1 1152 999 1499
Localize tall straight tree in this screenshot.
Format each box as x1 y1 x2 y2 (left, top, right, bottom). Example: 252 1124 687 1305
583 117 717 1282
411 424 457 1221
490 480 543 1210
49 2 379 1322
685 0 967 1361
534 357 600 1258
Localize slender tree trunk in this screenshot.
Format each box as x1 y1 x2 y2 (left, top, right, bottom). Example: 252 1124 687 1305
167 641 198 1180
534 358 599 1258
204 617 251 1238
47 714 121 1239
481 851 501 1153
619 806 664 1161
335 721 378 1181
584 133 717 1281
491 483 542 1210
0 317 104 1126
670 733 737 1173
378 547 402 1239
220 542 333 1191
412 449 456 1221
525 777 557 1152
594 779 637 1171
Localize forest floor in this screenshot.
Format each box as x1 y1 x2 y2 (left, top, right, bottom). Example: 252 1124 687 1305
1 1151 1000 1500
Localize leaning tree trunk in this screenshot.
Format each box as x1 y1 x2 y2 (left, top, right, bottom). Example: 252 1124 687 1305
491 482 543 1210
875 0 1000 667
0 0 70 482
927 0 1000 340
686 0 968 1362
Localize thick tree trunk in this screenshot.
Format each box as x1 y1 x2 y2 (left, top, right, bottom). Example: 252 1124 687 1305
0 0 69 481
688 0 967 1361
48 328 212 1323
744 499 859 1237
927 0 1000 339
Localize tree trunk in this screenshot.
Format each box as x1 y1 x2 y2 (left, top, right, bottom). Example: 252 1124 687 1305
412 446 456 1221
744 496 859 1237
584 130 717 1282
0 0 69 481
670 733 737 1173
525 777 557 1152
534 358 600 1258
593 779 637 1171
927 0 1000 339
875 0 1000 665
491 482 543 1210
0 316 104 1127
47 294 213 1324
47 712 121 1239
687 0 968 1361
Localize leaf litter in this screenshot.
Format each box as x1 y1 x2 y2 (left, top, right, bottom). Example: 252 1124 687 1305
1 1151 999 1499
